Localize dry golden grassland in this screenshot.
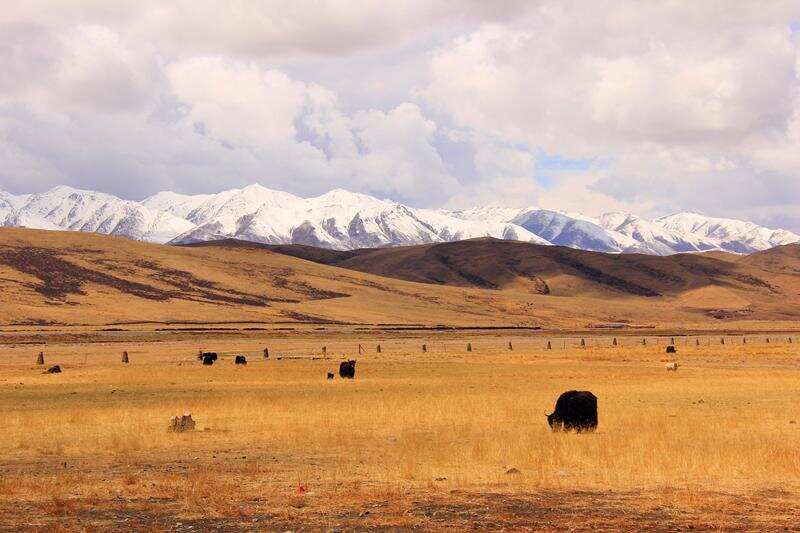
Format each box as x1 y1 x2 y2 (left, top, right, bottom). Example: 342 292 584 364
1 328 800 529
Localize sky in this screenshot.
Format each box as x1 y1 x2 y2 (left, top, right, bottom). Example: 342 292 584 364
1 1 799 230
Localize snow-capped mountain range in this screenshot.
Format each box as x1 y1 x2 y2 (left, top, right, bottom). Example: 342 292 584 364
0 184 797 255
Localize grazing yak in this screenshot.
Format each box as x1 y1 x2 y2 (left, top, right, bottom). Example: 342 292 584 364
666 345 677 354
665 362 678 371
198 352 218 362
327 372 335 380
202 355 215 366
547 390 597 432
234 355 247 365
45 365 62 374
339 360 356 379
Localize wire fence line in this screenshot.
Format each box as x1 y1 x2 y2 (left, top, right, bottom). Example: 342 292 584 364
190 334 797 360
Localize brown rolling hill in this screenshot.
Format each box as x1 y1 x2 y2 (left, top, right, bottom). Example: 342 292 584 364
191 237 797 297
1 228 799 329
191 237 800 324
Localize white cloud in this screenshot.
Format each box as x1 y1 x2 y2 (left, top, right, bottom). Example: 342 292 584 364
0 1 530 58
0 1 799 231
346 103 458 202
426 4 800 151
167 57 315 145
424 1 800 226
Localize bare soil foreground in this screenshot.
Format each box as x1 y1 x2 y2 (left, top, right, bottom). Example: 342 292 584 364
2 327 800 530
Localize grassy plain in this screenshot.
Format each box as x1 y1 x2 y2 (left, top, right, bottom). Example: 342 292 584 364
1 327 799 529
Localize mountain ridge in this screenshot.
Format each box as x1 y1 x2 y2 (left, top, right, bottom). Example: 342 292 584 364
0 184 797 255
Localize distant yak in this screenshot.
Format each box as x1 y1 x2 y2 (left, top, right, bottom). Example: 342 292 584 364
202 355 215 366
234 355 247 365
327 372 335 380
45 365 62 374
547 390 597 433
198 352 218 362
339 360 356 379
666 346 677 354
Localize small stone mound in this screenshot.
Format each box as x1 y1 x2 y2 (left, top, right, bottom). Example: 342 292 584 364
168 412 196 433
505 468 522 475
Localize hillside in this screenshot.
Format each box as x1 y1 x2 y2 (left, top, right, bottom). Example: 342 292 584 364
197 238 791 295
194 237 800 322
1 228 799 329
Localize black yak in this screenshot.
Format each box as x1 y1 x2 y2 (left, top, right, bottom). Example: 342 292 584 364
202 355 215 366
547 390 597 432
339 360 356 379
327 372 335 380
198 352 218 362
45 365 62 374
234 355 247 365
666 345 677 354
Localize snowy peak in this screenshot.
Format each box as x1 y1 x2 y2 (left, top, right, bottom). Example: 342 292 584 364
598 212 719 254
172 189 548 251
655 212 800 253
449 205 528 224
0 190 23 215
142 191 212 218
0 184 797 255
505 209 639 253
2 186 193 243
310 188 388 207
181 185 304 225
